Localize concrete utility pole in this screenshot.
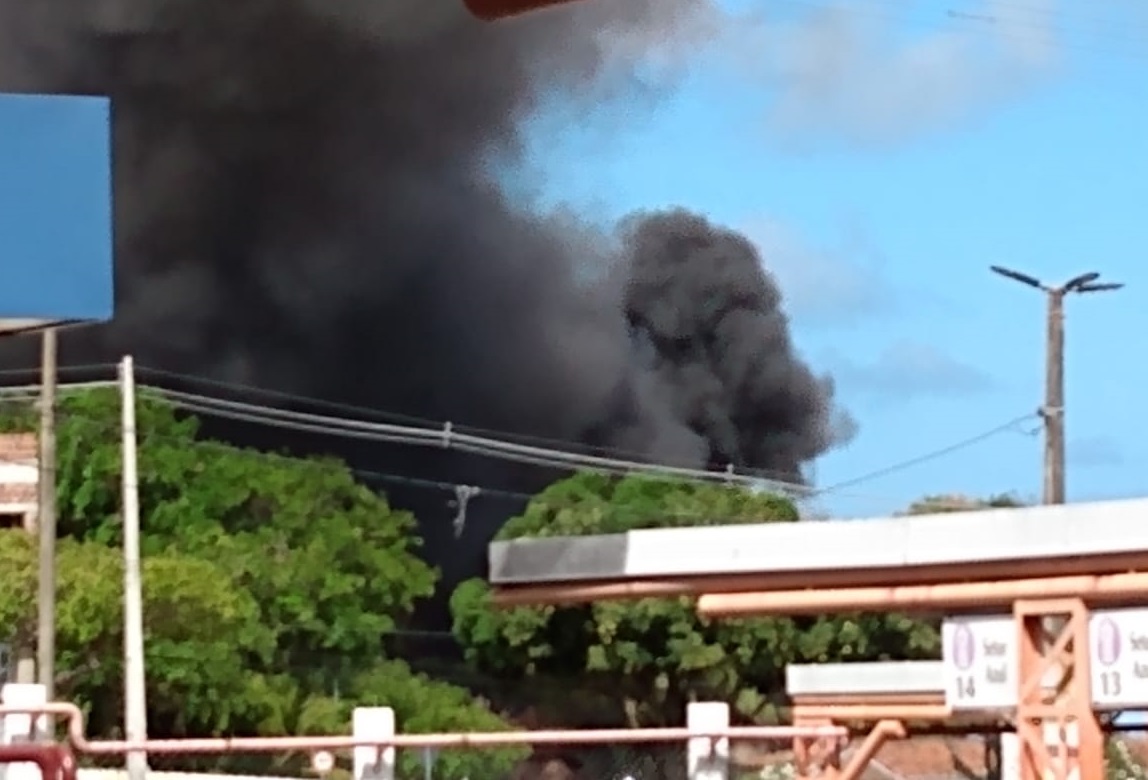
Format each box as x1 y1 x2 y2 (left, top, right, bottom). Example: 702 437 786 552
989 266 1124 504
37 327 58 704
120 355 149 780
991 265 1125 771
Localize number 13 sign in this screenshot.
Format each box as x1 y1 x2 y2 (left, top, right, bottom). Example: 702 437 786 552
1090 609 1148 710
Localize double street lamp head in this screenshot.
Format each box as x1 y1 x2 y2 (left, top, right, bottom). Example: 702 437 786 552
990 265 1125 296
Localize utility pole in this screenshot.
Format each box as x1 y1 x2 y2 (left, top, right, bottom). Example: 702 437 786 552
991 266 1124 780
120 355 149 780
37 327 58 705
989 266 1123 505
13 328 58 688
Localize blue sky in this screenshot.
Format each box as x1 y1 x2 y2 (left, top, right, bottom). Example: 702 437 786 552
522 0 1148 518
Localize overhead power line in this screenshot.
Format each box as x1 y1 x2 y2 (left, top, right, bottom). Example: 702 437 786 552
0 363 815 484
0 373 1043 509
818 413 1040 496
133 365 802 476
0 407 1026 525
775 0 1148 61
154 387 812 496
0 376 810 496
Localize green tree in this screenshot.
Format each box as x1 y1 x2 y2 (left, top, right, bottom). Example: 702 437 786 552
1106 738 1148 780
0 389 520 779
228 661 527 780
0 529 270 737
353 661 525 780
450 473 939 728
38 388 436 677
901 493 1025 515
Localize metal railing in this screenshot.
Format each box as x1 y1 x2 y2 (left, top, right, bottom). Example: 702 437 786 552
0 702 846 756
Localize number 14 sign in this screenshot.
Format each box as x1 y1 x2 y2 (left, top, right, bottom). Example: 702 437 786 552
942 616 1018 710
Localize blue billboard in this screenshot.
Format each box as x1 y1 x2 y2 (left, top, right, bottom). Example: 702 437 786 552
0 93 113 334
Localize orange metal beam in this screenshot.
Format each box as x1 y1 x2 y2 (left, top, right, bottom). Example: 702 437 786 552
837 721 906 780
695 572 1148 616
0 744 76 780
792 704 952 722
494 580 699 606
791 693 946 707
0 703 844 755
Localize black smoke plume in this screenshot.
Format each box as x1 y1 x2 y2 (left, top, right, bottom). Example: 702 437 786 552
0 0 851 608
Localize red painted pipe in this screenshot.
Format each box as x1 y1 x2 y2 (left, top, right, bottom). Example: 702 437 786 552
463 0 589 21
0 744 76 780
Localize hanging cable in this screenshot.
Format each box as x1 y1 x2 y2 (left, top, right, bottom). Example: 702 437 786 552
450 485 482 538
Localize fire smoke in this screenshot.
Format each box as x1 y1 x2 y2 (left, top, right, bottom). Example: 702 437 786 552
0 0 852 599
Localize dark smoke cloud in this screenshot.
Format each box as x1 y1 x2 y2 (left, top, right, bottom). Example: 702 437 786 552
0 0 852 603
621 210 844 471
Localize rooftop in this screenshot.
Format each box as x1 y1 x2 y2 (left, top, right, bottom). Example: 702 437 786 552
489 497 1148 589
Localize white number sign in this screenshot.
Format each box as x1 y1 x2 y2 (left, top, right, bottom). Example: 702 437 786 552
1090 608 1148 709
942 616 1018 710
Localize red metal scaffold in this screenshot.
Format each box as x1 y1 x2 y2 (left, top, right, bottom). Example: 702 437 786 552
491 565 1148 780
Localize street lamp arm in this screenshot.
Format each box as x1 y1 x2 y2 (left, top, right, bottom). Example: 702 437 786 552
1064 272 1101 292
990 265 1044 289
1075 282 1125 294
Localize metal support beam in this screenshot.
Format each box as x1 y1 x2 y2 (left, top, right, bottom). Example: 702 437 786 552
792 717 840 780
792 720 904 780
1013 598 1102 780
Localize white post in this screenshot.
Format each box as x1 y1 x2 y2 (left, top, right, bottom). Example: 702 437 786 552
1042 722 1079 780
120 355 149 780
1000 733 1021 780
1 683 47 780
353 707 395 780
687 702 729 780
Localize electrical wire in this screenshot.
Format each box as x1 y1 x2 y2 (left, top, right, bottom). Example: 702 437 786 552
132 365 813 484
0 405 1005 528
818 412 1040 495
0 364 1053 504
0 390 1041 523
137 366 608 458
0 378 1044 518
0 409 800 526
149 389 1045 511
766 0 1148 61
0 363 813 488
126 384 813 495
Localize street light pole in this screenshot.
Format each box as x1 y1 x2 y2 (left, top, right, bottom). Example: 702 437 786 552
989 266 1123 506
37 327 58 705
1044 288 1064 506
990 265 1124 777
120 355 149 780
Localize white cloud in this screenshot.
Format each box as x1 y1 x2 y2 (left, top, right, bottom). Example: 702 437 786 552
828 340 994 398
707 0 1063 146
743 217 895 327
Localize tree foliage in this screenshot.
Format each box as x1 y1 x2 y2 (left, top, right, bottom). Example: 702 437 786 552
1107 738 1148 780
901 493 1025 515
0 530 269 736
450 473 940 727
0 389 521 779
43 390 436 668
